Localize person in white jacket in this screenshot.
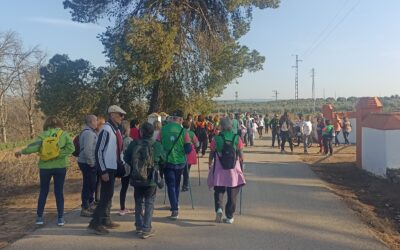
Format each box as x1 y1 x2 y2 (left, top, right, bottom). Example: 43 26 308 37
301 115 313 153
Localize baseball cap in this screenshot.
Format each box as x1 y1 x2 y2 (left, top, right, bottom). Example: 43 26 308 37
108 105 126 115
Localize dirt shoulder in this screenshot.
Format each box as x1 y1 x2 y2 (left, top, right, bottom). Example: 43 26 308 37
0 150 82 249
300 145 400 250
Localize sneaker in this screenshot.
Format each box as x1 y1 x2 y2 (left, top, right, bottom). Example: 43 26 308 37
169 211 179 220
135 227 143 235
80 209 93 217
119 209 130 216
87 224 109 235
104 221 120 229
89 202 96 212
57 217 65 226
141 230 156 239
35 216 44 225
223 217 234 224
215 208 223 223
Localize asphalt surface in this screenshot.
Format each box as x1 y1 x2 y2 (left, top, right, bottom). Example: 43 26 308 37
6 136 388 250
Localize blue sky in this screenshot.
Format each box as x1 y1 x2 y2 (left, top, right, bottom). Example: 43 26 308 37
1 0 399 100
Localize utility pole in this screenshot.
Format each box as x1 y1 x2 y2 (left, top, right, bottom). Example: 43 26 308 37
235 91 238 112
272 90 279 102
311 68 316 112
292 55 302 106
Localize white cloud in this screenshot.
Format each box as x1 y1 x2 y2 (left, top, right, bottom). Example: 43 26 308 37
28 17 105 31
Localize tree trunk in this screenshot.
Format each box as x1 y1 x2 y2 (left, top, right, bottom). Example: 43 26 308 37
147 80 163 114
28 112 35 139
0 94 7 143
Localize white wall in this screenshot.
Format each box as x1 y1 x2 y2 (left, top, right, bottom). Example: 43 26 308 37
362 128 386 176
362 127 400 177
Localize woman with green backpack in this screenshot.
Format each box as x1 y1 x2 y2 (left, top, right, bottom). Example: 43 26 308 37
15 116 75 226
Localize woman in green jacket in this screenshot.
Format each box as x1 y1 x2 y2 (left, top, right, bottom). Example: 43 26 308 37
15 116 75 226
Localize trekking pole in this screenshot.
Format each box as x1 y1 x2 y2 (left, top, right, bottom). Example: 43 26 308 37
163 184 167 205
239 161 244 215
197 154 201 186
187 163 195 209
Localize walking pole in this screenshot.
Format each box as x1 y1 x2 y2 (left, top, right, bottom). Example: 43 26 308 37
163 182 167 205
197 153 201 186
239 161 244 215
187 163 195 209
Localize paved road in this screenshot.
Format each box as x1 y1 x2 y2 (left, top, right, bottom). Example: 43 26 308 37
6 136 388 250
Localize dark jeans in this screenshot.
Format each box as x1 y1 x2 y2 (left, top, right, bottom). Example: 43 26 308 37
334 131 341 146
90 170 116 226
134 186 156 232
343 131 350 144
214 186 241 219
271 129 280 147
164 165 185 211
37 168 66 218
120 175 130 210
78 163 97 209
95 174 101 203
182 164 191 188
280 131 293 151
323 137 333 154
197 136 208 156
244 129 254 146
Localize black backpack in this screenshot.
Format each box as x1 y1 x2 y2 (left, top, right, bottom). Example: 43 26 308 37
130 140 154 182
217 134 238 170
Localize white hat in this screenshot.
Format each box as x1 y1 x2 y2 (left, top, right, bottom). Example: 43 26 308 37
108 105 126 115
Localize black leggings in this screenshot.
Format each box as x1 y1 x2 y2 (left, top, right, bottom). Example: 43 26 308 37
214 186 241 219
120 175 130 210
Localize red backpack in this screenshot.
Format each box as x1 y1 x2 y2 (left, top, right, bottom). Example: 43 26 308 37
72 135 80 157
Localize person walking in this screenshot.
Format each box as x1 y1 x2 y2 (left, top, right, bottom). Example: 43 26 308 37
316 117 325 154
94 116 106 204
124 122 165 239
322 119 335 155
342 117 352 145
244 115 254 147
15 116 75 226
302 115 313 154
279 112 294 153
159 110 192 220
264 114 270 134
195 115 208 157
119 120 133 216
207 117 246 224
269 114 280 148
78 115 98 217
181 120 199 192
334 117 342 146
88 105 126 235
257 114 264 139
230 113 239 135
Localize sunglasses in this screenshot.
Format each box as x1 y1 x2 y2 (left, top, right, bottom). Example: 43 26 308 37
117 113 125 117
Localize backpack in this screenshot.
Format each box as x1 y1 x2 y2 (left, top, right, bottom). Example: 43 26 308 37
130 140 154 182
72 135 80 157
217 134 238 170
39 130 63 161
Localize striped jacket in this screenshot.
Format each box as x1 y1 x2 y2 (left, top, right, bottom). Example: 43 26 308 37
95 121 120 174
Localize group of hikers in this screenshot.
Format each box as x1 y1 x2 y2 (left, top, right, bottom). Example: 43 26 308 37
14 105 246 239
14 105 352 239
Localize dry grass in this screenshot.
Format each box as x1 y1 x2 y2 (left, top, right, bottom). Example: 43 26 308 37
0 148 82 248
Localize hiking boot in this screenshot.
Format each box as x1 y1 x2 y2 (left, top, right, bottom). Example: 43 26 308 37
104 221 120 229
80 209 93 217
215 208 223 223
169 211 179 220
223 217 234 224
57 217 65 226
181 186 189 192
141 230 156 239
87 224 109 235
36 216 44 225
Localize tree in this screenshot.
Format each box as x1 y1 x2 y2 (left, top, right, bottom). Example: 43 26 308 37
0 31 37 142
14 51 46 138
63 0 279 114
37 54 100 129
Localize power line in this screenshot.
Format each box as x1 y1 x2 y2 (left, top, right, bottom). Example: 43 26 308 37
303 0 361 58
302 0 350 57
